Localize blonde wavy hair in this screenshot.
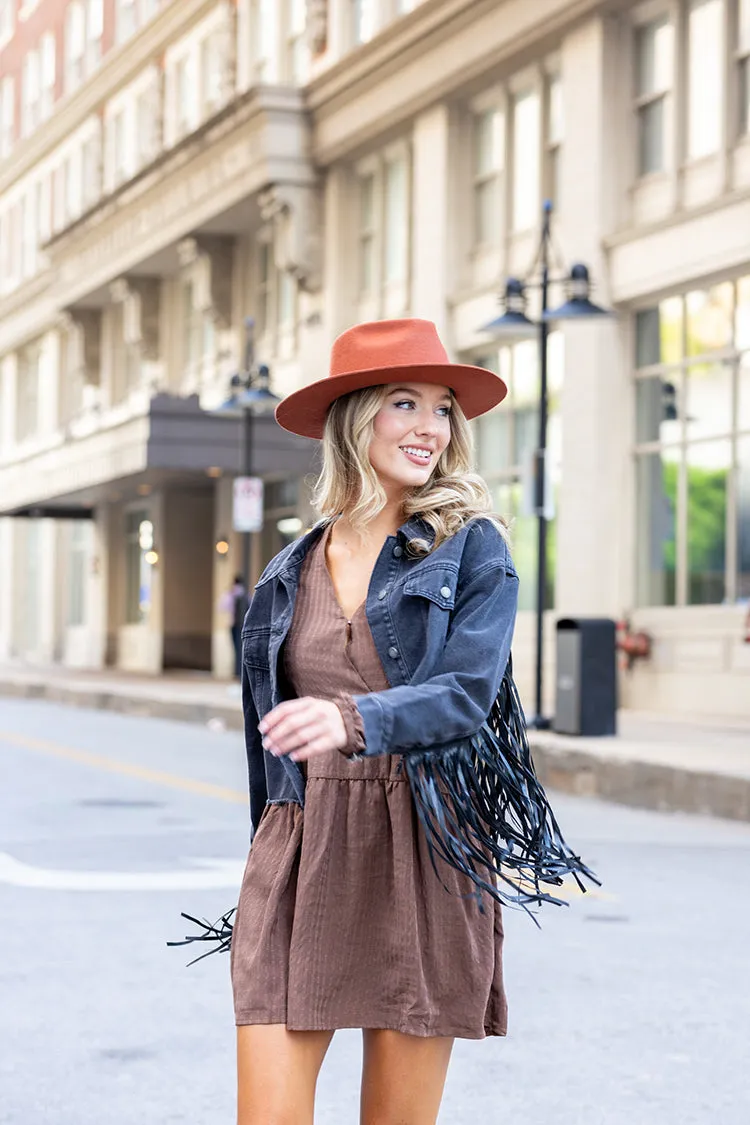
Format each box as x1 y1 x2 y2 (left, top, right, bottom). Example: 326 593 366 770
312 385 508 554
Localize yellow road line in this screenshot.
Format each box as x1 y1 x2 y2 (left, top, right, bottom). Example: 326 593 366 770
0 729 248 805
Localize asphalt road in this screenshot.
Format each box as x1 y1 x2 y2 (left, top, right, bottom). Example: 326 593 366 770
1 697 749 1125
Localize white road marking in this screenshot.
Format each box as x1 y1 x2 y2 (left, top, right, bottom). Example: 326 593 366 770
0 853 245 891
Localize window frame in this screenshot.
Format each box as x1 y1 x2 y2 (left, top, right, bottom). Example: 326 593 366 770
632 8 675 178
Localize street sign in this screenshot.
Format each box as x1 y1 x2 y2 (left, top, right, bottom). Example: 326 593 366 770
233 476 264 532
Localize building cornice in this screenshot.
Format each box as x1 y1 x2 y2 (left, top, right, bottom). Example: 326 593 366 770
0 0 220 195
307 0 605 163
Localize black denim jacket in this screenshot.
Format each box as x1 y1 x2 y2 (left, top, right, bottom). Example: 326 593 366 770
240 516 519 835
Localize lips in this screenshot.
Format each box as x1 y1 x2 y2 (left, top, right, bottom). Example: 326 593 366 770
400 445 433 465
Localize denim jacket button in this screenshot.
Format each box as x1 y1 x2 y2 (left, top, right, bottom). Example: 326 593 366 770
392 545 403 558
440 585 451 598
378 588 388 600
388 646 399 659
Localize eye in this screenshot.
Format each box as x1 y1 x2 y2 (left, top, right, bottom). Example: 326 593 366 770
436 405 452 417
394 399 416 410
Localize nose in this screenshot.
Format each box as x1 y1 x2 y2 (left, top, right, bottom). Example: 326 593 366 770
413 407 438 439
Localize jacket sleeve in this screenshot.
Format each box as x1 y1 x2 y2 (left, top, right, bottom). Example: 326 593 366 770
353 555 519 757
241 657 267 837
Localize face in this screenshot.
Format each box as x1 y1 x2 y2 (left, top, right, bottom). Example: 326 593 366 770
368 382 452 496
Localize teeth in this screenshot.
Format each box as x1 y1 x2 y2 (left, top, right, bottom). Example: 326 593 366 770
402 447 431 460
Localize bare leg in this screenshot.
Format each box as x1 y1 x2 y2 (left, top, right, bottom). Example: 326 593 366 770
237 1024 334 1125
360 1029 454 1125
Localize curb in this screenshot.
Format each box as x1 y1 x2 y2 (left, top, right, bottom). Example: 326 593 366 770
0 678 244 732
528 740 750 823
3 677 748 822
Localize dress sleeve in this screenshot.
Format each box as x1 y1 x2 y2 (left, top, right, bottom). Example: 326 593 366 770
333 692 367 758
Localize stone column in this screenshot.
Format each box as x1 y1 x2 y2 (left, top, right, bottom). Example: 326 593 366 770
554 15 631 620
411 104 451 339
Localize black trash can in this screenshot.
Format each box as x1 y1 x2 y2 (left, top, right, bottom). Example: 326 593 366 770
554 618 617 736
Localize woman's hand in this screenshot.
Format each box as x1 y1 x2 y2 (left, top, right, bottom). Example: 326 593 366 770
258 697 347 762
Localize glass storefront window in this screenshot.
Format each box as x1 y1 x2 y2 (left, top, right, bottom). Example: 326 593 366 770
738 436 750 600
636 297 683 367
472 332 562 610
634 279 748 606
739 353 750 433
635 450 678 606
684 361 732 439
635 373 681 444
686 440 729 605
685 283 733 356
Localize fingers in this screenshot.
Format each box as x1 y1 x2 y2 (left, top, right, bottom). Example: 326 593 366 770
258 698 347 759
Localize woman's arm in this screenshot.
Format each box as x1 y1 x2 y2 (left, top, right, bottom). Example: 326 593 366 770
354 558 518 757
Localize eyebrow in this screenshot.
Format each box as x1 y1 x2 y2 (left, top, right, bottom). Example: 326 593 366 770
386 386 453 402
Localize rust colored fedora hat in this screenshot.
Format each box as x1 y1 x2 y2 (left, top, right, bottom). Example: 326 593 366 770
274 318 508 439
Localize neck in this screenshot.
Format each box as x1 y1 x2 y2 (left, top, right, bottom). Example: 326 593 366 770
335 496 405 549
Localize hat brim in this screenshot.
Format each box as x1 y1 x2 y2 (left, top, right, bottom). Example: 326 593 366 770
274 363 508 439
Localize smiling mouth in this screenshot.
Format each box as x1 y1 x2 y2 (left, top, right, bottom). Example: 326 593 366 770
400 446 433 463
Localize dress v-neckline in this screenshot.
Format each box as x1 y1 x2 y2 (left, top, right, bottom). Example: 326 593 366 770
319 522 368 625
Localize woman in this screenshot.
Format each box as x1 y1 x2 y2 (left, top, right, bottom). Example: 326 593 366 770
229 319 559 1124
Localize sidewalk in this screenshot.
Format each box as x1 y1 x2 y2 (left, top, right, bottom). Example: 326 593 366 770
1 664 748 822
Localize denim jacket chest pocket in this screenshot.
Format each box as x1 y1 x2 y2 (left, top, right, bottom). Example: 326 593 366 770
394 564 459 676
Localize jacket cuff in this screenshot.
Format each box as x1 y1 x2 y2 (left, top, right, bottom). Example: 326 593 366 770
334 693 367 759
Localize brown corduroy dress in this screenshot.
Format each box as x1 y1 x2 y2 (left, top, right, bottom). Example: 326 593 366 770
230 524 508 1039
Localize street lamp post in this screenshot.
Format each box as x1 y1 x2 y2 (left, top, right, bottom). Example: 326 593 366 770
480 201 611 729
214 317 281 590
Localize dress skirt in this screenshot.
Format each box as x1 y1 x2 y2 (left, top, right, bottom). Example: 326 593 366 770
230 523 508 1040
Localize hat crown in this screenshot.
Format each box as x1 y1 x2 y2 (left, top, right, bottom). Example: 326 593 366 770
330 319 450 379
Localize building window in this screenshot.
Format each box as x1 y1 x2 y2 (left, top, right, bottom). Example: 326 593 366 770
0 76 14 159
251 0 274 81
85 0 104 74
472 107 504 248
21 50 41 137
634 279 750 606
65 3 85 92
511 88 541 231
257 241 272 336
0 0 14 48
181 281 215 380
115 0 138 46
545 74 563 209
286 0 307 83
110 109 128 186
738 0 750 135
687 0 723 160
634 15 673 176
200 32 224 117
358 172 376 295
383 153 408 284
124 510 153 624
17 342 42 443
82 131 101 208
355 146 411 311
39 33 56 120
352 0 377 45
473 334 564 611
174 54 196 138
67 521 90 627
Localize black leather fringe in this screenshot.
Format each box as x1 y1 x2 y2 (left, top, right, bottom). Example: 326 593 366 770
403 662 600 920
166 908 236 965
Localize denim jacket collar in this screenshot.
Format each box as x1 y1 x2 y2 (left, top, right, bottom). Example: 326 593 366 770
255 514 435 587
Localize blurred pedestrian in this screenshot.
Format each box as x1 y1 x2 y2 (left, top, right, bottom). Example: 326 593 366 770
220 574 250 679
203 320 594 1123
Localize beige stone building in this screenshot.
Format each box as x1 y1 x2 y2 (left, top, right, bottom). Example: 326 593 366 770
1 0 749 718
